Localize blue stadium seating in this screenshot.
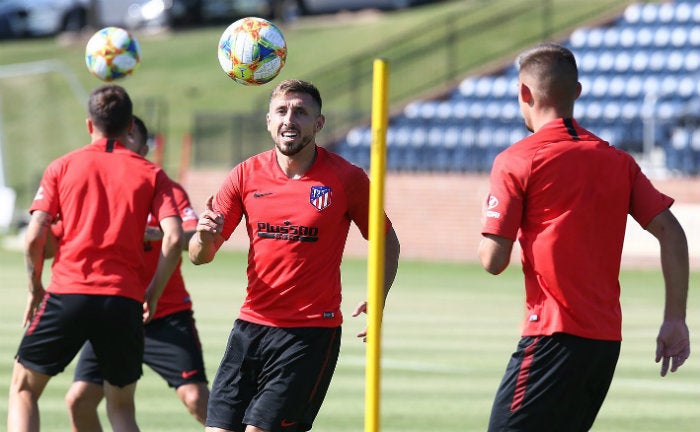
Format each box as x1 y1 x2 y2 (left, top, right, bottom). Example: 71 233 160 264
334 1 700 174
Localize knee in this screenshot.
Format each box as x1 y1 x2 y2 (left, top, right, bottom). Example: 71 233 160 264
178 383 209 422
65 384 101 413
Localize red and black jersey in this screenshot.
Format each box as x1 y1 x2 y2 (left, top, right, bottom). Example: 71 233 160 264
482 118 673 341
31 138 179 302
213 146 391 328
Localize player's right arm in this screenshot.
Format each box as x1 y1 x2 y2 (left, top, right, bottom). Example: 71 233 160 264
23 210 53 326
189 195 225 265
478 234 514 275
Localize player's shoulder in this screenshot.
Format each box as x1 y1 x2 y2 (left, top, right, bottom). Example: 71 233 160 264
236 149 275 172
319 147 366 176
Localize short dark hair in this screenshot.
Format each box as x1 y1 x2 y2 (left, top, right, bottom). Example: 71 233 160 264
269 79 323 112
87 85 133 137
518 43 579 104
132 115 148 144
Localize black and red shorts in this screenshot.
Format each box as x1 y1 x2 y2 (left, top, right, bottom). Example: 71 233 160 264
206 319 341 432
488 333 620 431
16 292 144 387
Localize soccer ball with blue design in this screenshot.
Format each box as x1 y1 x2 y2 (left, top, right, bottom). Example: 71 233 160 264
217 17 287 86
85 27 141 82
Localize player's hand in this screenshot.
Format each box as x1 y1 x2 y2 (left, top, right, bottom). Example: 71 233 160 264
196 195 224 236
655 318 690 377
143 295 158 324
352 300 369 342
23 287 46 328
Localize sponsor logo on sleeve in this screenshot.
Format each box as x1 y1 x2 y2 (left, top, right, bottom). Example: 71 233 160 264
181 206 197 221
33 186 45 201
486 195 501 219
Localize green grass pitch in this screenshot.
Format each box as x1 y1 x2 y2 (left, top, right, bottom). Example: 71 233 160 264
0 246 698 431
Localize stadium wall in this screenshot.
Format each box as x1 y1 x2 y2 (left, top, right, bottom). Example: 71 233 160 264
183 170 700 269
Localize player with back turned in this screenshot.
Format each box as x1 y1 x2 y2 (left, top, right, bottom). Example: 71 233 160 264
479 43 690 431
7 84 184 432
59 116 210 430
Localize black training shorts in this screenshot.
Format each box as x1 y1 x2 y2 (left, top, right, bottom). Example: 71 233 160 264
74 309 207 388
206 319 341 432
488 333 621 432
16 293 144 387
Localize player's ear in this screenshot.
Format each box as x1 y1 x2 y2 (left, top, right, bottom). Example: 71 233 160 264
574 81 582 100
86 118 94 134
519 82 533 105
266 113 272 131
315 114 325 132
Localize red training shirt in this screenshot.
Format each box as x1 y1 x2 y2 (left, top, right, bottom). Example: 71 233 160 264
214 146 392 328
482 118 673 341
144 181 198 319
30 138 179 302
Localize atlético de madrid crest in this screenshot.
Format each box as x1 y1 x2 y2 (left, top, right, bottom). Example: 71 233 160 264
309 185 332 211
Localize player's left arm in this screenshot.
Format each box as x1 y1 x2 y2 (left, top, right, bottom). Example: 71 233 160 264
645 208 690 376
352 227 400 339
144 215 184 322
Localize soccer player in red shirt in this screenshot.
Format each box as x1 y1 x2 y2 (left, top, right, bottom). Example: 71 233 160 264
479 43 690 431
58 116 210 429
7 85 184 432
189 79 401 432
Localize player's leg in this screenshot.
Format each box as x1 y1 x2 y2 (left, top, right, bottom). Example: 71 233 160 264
89 295 144 432
177 383 210 424
207 320 268 432
66 341 105 432
243 324 341 432
7 361 51 432
143 310 209 424
9 293 89 432
102 382 138 432
66 381 104 432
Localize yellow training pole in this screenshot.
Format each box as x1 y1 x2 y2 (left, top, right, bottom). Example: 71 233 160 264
365 58 389 432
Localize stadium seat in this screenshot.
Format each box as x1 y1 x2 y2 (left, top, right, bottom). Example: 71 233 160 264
683 50 700 71
639 3 659 24
590 75 609 98
688 25 700 46
613 51 632 73
457 77 478 98
602 27 620 48
666 127 692 174
635 26 655 48
674 2 693 23
657 2 675 24
619 27 637 48
569 28 588 48
653 26 672 48
474 76 495 98
623 3 642 25
691 128 700 174
585 27 605 49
